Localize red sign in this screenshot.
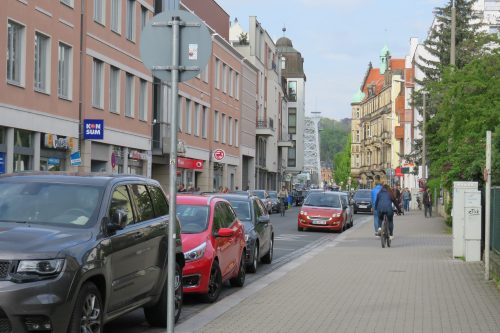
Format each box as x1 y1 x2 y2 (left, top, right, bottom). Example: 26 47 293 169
213 149 225 161
177 157 204 170
395 167 403 177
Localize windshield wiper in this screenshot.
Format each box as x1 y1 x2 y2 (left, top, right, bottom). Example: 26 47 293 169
0 219 28 224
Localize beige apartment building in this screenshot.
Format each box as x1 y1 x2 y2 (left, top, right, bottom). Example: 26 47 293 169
1 0 154 176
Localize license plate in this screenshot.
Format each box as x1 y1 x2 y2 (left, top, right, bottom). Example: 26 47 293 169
359 205 367 208
312 220 326 225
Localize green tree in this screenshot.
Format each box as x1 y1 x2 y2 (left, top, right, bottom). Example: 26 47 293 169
319 118 350 164
333 135 352 188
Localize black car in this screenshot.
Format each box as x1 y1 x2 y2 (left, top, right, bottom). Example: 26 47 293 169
0 173 184 332
267 190 281 213
353 189 373 213
216 194 274 273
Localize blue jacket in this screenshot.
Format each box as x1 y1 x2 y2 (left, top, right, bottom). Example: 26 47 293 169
375 187 397 215
371 184 382 210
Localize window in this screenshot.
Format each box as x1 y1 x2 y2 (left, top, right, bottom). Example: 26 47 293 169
109 186 135 226
94 0 105 25
235 120 239 147
221 114 226 143
148 185 169 216
7 20 25 85
288 146 296 168
288 81 297 102
13 129 33 172
229 117 233 145
215 59 220 89
235 73 239 99
139 79 147 120
222 64 227 93
229 68 233 97
202 106 207 138
125 73 134 117
58 43 72 99
34 32 50 93
194 103 200 136
185 100 192 134
110 66 120 113
92 59 104 108
111 0 121 33
356 130 360 143
288 107 297 134
126 0 135 41
129 184 155 222
214 111 219 141
141 6 148 30
60 0 74 7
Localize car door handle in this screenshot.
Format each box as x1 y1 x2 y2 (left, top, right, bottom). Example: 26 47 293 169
133 232 144 239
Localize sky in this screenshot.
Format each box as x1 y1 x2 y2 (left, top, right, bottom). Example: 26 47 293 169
215 0 444 120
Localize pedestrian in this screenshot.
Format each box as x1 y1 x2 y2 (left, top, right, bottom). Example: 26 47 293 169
371 175 383 236
235 186 239 191
218 186 223 193
278 186 289 215
402 187 411 212
423 187 432 218
177 183 186 192
374 184 401 240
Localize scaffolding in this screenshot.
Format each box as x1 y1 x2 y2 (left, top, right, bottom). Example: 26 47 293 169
303 112 321 185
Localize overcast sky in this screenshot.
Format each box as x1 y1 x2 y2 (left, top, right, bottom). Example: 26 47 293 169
215 0 443 120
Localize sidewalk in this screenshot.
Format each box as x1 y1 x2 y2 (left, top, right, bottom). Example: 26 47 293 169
176 211 500 333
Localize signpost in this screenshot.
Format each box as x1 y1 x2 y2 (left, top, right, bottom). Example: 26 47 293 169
140 8 211 333
213 149 225 162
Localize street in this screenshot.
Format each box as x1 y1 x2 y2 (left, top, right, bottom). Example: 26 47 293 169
104 206 370 332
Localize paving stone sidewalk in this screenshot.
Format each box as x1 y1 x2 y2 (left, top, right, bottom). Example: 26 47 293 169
176 211 500 333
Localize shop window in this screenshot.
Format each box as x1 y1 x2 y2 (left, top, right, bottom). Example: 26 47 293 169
14 129 32 148
14 154 32 172
0 127 5 144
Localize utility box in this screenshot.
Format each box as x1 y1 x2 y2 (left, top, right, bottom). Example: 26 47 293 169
452 181 478 258
464 191 481 262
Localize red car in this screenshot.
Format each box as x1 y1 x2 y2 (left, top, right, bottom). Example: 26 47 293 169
176 195 246 303
297 191 348 232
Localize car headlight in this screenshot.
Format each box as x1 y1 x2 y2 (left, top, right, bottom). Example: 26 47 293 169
299 210 308 216
11 259 65 282
184 242 207 262
332 213 342 218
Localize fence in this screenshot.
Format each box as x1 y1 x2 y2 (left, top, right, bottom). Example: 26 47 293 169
492 186 500 254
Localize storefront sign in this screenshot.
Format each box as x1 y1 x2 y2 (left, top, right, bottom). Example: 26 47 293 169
70 151 81 166
0 152 5 174
48 158 60 166
177 157 204 170
84 119 104 140
129 150 148 160
395 167 403 177
43 134 76 151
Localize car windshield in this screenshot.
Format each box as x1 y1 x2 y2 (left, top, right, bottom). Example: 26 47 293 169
354 190 371 199
227 199 252 221
177 204 209 233
0 182 102 227
252 191 265 199
303 193 341 208
268 191 277 199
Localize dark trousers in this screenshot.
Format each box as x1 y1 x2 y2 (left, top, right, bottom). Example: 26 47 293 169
424 204 432 218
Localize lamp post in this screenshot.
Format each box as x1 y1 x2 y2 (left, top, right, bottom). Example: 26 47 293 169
422 91 427 180
451 0 456 67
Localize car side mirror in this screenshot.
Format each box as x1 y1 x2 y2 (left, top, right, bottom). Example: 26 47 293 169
258 215 270 224
107 209 127 233
215 228 235 237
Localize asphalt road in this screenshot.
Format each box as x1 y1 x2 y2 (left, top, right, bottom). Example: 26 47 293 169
104 206 370 332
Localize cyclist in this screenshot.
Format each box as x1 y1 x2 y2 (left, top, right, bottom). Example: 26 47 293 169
374 184 401 240
371 175 383 236
278 186 289 216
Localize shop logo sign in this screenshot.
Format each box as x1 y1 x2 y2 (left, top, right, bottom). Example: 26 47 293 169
0 152 5 174
84 119 104 140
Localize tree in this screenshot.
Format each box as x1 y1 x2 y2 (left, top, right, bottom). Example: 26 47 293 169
333 135 352 188
319 118 350 164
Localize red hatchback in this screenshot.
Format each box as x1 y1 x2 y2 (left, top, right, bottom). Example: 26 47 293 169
176 195 246 303
297 191 348 232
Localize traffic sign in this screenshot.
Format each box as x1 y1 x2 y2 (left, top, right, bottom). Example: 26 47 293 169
140 10 212 83
213 149 225 161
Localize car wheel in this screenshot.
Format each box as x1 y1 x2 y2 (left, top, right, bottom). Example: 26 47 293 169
201 261 222 303
261 238 273 264
247 244 259 273
230 254 246 287
68 282 103 333
298 226 303 231
144 262 183 326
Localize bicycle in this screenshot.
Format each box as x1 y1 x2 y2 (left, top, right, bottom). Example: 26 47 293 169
380 214 391 248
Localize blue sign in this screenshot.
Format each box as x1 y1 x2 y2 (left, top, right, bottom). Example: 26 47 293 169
70 151 82 166
48 158 60 166
84 119 104 140
0 152 5 174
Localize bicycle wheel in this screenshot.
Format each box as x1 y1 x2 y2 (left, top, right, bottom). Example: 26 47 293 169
380 219 386 248
385 216 391 248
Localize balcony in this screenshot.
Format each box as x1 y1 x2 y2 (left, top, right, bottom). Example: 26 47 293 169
256 119 275 137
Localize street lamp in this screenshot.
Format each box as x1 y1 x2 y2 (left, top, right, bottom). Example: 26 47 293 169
421 91 428 180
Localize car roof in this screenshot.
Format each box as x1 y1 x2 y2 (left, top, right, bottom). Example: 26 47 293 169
177 193 230 206
0 172 155 187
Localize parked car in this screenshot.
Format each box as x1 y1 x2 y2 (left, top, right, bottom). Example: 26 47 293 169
352 189 373 214
176 194 246 303
340 191 354 228
267 191 281 213
297 191 349 232
216 194 274 273
249 190 272 213
0 173 184 332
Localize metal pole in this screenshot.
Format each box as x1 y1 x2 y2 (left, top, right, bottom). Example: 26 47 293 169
451 0 456 67
166 15 180 333
422 92 427 180
485 131 491 280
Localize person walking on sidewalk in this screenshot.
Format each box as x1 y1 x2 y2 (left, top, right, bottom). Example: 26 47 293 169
374 184 401 240
423 188 432 218
402 188 411 212
278 186 289 216
371 175 383 236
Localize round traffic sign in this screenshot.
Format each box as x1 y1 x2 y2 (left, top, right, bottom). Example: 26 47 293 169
213 149 225 161
140 10 212 83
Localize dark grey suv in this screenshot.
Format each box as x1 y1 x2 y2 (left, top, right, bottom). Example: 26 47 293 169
0 173 184 333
